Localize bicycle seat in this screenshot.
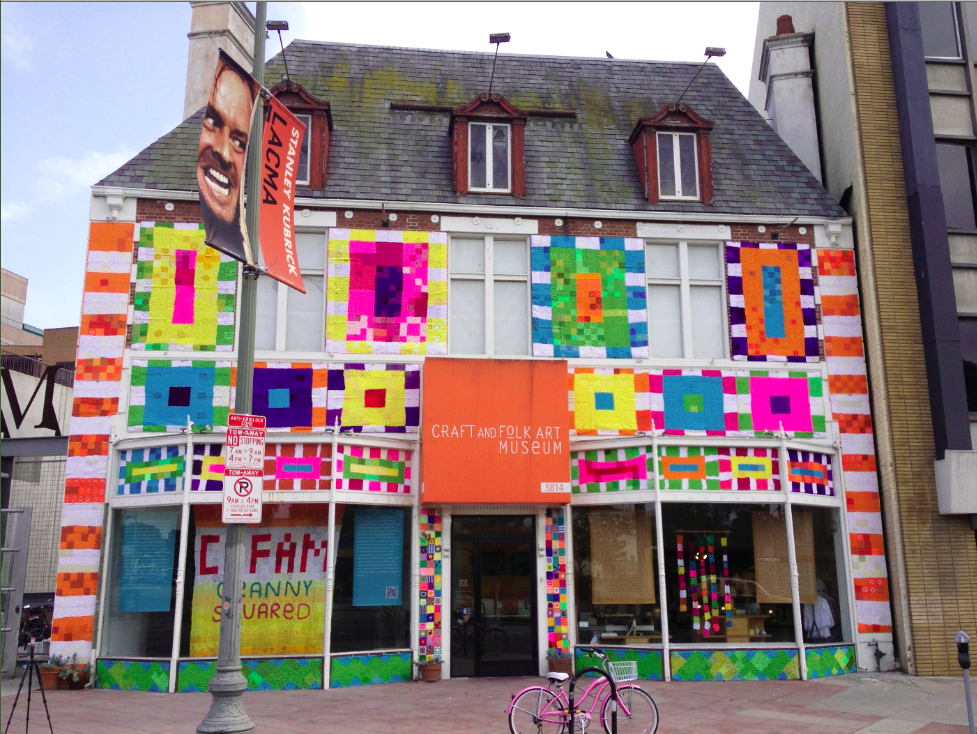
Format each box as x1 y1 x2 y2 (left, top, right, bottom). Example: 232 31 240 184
546 672 570 682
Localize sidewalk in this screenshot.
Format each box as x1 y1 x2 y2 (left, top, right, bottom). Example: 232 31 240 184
1 671 972 733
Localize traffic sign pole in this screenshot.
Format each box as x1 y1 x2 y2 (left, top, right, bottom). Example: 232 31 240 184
197 3 264 732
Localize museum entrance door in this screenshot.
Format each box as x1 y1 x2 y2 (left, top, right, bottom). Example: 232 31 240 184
450 516 536 677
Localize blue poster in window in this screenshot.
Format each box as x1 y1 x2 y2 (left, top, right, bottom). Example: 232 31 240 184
352 507 404 607
119 510 178 612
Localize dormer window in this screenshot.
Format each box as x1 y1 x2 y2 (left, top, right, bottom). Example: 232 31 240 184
630 103 714 205
469 122 510 192
268 80 332 189
657 132 699 200
451 94 527 196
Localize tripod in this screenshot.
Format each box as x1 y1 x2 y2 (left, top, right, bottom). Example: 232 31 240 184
3 639 54 734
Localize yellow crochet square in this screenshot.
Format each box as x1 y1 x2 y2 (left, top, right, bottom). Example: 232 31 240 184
731 455 773 479
341 369 406 428
573 372 637 431
147 228 221 345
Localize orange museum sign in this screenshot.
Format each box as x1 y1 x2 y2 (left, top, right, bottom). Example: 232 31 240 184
421 358 571 504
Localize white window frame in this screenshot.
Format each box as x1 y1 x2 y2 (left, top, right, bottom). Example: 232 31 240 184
258 230 327 352
657 131 699 201
645 240 728 359
447 235 530 355
295 113 312 185
468 122 512 193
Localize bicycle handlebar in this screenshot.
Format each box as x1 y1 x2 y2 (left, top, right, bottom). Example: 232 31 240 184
576 646 611 661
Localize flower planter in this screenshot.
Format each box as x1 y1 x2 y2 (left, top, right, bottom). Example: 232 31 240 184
418 662 441 682
39 668 62 690
548 658 574 676
66 672 89 690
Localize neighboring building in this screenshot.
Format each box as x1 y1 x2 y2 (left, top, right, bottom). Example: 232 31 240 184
1 269 44 348
749 2 977 677
49 2 896 694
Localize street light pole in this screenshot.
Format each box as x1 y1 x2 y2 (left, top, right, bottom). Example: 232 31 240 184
197 2 265 732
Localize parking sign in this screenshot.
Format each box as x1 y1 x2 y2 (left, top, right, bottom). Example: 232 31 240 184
222 467 263 523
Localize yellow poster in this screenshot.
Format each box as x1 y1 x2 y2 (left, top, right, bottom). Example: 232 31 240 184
190 504 341 656
590 506 656 605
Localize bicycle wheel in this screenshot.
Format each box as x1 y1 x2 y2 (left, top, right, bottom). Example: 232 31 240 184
509 687 567 734
601 685 658 734
482 626 509 656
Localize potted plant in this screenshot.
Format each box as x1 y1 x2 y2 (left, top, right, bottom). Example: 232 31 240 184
59 662 91 690
417 655 442 682
547 648 574 675
39 655 67 690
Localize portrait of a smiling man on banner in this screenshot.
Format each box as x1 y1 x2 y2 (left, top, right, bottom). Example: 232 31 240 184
197 49 260 264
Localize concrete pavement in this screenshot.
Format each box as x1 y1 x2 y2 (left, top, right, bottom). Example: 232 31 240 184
1 670 972 733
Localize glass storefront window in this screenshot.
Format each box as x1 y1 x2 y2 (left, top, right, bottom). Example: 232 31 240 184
180 504 330 657
797 506 853 644
331 505 411 653
573 505 662 646
102 507 181 657
661 502 795 643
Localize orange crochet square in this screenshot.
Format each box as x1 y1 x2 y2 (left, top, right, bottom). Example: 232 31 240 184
84 271 130 293
81 313 127 337
72 397 119 418
88 222 134 253
818 249 855 277
849 532 886 556
76 358 123 381
67 435 109 457
740 247 807 358
838 413 873 434
858 622 893 633
824 336 864 357
847 491 881 513
56 572 99 597
64 478 105 503
820 294 860 317
50 615 95 643
829 374 868 395
843 454 877 472
61 526 102 550
854 577 889 602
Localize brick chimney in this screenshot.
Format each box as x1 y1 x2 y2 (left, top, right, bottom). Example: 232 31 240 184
758 15 822 182
183 2 255 121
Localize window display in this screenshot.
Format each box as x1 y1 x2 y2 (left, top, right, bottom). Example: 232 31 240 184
573 505 662 646
798 507 852 644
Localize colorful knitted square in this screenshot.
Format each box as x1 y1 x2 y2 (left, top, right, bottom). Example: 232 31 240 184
326 363 420 433
787 450 834 496
649 370 738 436
725 242 818 362
334 445 410 492
572 446 649 493
569 367 650 435
531 236 648 358
263 443 332 490
326 229 447 355
191 443 225 491
118 446 185 494
127 360 232 432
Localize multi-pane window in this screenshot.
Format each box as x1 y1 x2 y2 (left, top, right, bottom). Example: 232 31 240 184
295 113 312 185
919 2 961 59
448 236 529 355
646 241 726 359
469 123 510 192
657 132 699 200
255 231 326 351
936 143 977 229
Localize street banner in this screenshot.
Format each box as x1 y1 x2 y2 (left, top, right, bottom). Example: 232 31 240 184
197 48 260 266
190 505 344 656
258 96 307 292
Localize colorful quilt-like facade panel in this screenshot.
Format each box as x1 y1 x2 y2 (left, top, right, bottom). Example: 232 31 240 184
326 228 447 355
191 443 225 491
418 509 442 662
726 242 818 363
787 450 834 496
546 510 569 650
568 367 825 438
532 236 648 358
572 446 650 493
118 445 185 494
131 223 237 351
263 443 332 490
657 446 781 490
334 445 410 493
128 360 233 433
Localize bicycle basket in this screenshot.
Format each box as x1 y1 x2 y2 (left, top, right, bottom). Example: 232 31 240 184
608 661 638 683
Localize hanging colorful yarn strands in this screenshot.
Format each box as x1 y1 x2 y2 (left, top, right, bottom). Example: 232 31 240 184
722 536 732 628
707 535 720 633
689 540 700 631
698 537 711 637
676 534 687 612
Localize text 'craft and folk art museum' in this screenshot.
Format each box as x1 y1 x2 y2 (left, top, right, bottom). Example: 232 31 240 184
46 4 904 695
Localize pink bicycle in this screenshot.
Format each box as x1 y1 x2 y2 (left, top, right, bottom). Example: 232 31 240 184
506 647 659 734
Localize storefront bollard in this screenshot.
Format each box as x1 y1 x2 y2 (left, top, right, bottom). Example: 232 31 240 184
957 631 974 734
568 666 617 734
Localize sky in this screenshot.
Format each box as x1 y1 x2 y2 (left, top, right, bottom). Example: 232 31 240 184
0 1 760 330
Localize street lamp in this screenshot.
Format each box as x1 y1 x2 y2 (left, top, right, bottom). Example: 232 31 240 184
676 46 727 105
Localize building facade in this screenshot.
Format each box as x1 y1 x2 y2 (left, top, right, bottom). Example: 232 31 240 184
48 7 893 692
749 1 977 678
